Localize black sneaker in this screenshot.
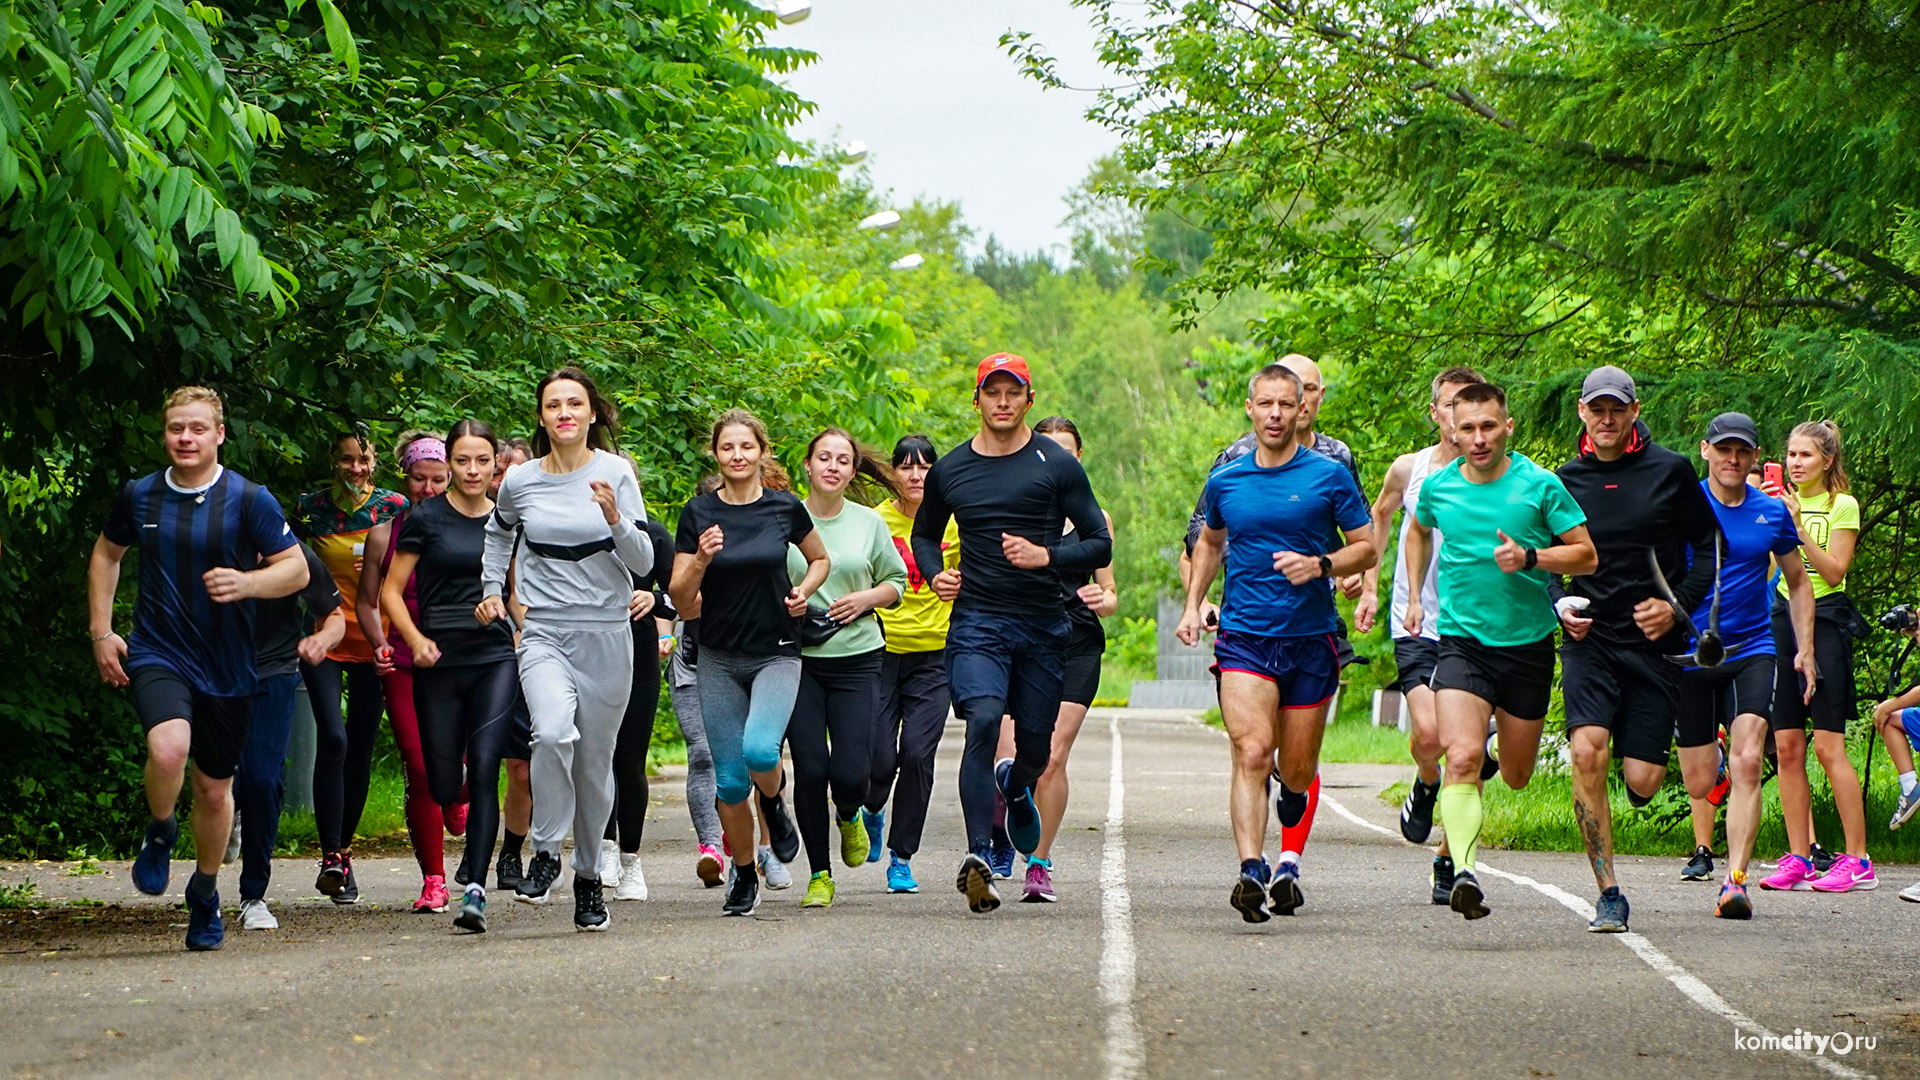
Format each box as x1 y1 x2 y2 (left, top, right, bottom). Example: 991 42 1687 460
1588 886 1630 932
722 863 760 916
1401 778 1440 843
453 887 487 933
315 851 347 897
454 847 472 888
1809 842 1836 875
956 851 1000 914
1681 845 1715 881
1430 855 1455 905
516 851 561 904
757 778 801 865
573 875 609 932
332 856 360 905
495 850 523 894
1274 780 1308 828
1231 870 1272 923
1449 869 1490 920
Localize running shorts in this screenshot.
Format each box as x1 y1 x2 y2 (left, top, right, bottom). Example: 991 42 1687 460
1769 608 1854 736
1392 637 1439 697
1677 653 1776 748
129 665 252 780
1560 637 1678 766
1060 623 1106 709
1212 630 1338 710
1431 634 1555 722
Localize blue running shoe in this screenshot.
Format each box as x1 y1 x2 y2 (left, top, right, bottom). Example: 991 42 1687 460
886 853 919 894
1231 858 1272 924
185 882 224 951
988 838 1016 880
864 808 885 864
132 815 177 896
996 758 1041 854
1268 859 1304 916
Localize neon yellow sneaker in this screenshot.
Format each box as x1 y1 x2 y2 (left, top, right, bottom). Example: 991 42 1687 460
837 812 870 867
803 870 836 908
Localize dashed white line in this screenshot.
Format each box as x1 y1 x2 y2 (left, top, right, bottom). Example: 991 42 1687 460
1100 717 1145 1080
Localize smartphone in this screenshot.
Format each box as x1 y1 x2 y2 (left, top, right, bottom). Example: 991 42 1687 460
1763 462 1783 491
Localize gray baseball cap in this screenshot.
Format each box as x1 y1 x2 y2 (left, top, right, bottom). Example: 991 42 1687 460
1579 365 1637 405
1704 412 1760 448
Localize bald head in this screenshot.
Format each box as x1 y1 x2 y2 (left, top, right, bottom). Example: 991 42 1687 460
1277 353 1325 435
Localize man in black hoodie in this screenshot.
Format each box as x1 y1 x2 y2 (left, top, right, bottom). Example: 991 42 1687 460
1553 366 1718 933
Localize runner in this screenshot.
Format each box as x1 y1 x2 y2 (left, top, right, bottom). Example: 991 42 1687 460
911 353 1111 914
1176 363 1374 923
1671 414 1819 918
480 367 655 931
88 386 310 950
1867 628 1920 902
1351 366 1484 904
1551 365 1718 931
785 428 908 909
1402 381 1596 922
669 409 831 916
1758 420 1877 893
599 511 677 902
866 434 959 895
298 429 409 903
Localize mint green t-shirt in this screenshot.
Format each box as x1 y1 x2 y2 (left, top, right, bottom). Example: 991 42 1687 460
1414 452 1587 647
787 500 910 658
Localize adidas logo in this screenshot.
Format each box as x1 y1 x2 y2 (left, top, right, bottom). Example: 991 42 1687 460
1755 515 1767 523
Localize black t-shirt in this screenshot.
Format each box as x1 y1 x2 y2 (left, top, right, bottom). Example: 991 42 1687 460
676 490 815 656
253 544 342 679
396 494 516 666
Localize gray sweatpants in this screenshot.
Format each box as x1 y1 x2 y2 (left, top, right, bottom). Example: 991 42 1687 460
519 621 633 878
668 649 722 848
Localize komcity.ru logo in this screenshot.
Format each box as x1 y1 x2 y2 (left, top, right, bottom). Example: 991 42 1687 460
1734 1027 1876 1056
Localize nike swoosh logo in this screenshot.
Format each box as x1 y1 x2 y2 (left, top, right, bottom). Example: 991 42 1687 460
778 639 796 647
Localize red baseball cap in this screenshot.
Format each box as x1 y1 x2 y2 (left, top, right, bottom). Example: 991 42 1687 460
975 352 1032 389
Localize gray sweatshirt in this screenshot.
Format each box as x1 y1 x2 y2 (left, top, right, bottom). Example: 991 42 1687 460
482 449 652 628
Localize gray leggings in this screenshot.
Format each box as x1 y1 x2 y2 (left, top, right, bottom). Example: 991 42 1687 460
669 649 721 848
698 646 803 805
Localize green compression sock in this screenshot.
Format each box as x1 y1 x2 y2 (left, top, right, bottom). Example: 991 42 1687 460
1438 783 1484 871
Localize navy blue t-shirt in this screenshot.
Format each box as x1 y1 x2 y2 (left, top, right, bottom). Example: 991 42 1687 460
102 467 298 697
1690 481 1801 665
1201 446 1369 638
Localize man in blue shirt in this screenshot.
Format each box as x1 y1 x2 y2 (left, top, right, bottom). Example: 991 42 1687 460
1176 363 1375 924
1674 412 1817 919
88 387 309 951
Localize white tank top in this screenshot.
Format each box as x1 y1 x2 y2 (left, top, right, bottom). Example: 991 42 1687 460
1391 446 1443 641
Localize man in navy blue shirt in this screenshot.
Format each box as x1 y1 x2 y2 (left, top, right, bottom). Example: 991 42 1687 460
1177 363 1375 923
1674 412 1817 919
88 387 309 951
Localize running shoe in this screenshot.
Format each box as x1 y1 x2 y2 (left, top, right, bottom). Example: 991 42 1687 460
863 808 885 864
886 853 919 894
722 863 760 916
988 838 1016 881
239 898 278 931
757 845 794 890
1400 778 1439 844
1430 855 1455 906
1588 886 1630 932
1900 878 1920 903
443 800 468 838
1809 854 1877 893
414 874 450 914
757 777 801 865
223 814 242 866
1022 856 1056 903
956 851 1000 914
803 870 836 908
1758 853 1817 891
132 815 177 896
184 883 224 952
1231 863 1272 924
1809 842 1836 874
1268 858 1303 916
1715 874 1752 920
494 849 523 894
837 810 870 868
315 850 346 898
1272 779 1308 829
454 886 487 933
516 851 562 904
1681 846 1715 881
614 853 647 901
996 758 1041 854
574 875 609 931
599 839 621 887
454 847 473 888
1889 785 1920 831
1449 869 1490 921
333 856 360 905
1480 734 1501 783
697 844 725 889
1706 737 1731 808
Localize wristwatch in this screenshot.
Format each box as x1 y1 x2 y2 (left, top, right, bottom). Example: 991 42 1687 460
1524 547 1539 570
1318 555 1334 579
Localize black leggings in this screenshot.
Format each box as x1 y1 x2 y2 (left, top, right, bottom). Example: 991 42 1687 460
865 649 949 858
605 622 664 852
415 659 521 880
788 648 882 875
303 658 385 853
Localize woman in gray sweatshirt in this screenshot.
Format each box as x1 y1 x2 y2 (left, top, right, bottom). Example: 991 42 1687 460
479 366 652 932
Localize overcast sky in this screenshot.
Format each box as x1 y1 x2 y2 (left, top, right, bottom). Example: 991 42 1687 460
776 0 1118 258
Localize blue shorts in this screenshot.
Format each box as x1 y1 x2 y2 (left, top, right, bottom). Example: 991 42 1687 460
1211 630 1339 709
1901 707 1920 751
945 607 1070 726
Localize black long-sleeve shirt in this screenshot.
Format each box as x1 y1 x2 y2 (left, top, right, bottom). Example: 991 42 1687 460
911 432 1112 618
1552 421 1718 652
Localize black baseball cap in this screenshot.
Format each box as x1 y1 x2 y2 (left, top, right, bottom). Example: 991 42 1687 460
1704 412 1760 448
1579 365 1637 405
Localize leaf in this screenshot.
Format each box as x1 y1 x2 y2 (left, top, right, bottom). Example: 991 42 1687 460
156 167 189 229
450 272 498 297
316 0 360 80
212 206 240 267
183 184 213 238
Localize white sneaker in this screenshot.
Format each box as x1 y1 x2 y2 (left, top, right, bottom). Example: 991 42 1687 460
598 839 621 887
223 814 242 866
758 845 793 890
239 898 278 930
1900 878 1920 903
614 853 648 901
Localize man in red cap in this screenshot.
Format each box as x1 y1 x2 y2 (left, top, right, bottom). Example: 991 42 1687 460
910 353 1112 913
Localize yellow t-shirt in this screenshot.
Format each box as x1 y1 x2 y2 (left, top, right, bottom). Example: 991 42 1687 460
876 499 959 654
1778 490 1858 601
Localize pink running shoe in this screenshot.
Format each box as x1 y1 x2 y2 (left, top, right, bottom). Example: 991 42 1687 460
414 874 450 913
697 844 725 889
1021 857 1056 903
1809 854 1878 893
1758 853 1817 891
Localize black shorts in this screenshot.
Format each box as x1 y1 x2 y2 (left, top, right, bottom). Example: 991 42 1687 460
1770 607 1854 735
1060 624 1106 708
1392 637 1439 696
504 687 534 760
1677 654 1776 748
1430 634 1555 721
129 665 251 780
1560 638 1678 766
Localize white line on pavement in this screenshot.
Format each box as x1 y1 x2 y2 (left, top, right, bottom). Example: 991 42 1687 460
1319 794 1874 1080
1101 717 1145 1080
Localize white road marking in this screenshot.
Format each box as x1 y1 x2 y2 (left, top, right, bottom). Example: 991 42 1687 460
1319 794 1874 1080
1101 717 1145 1080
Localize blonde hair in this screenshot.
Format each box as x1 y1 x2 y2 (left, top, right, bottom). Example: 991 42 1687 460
164 386 224 425
1788 420 1850 494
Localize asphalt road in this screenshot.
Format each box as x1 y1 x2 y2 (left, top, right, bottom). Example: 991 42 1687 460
4 709 1916 1079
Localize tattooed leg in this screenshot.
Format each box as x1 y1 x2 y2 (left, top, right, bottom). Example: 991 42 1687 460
1569 725 1617 890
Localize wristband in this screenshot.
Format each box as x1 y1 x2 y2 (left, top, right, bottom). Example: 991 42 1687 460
1318 555 1333 579
1523 546 1538 570
89 631 117 643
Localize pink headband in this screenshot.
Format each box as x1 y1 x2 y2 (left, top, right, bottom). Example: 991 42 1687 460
399 437 447 470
